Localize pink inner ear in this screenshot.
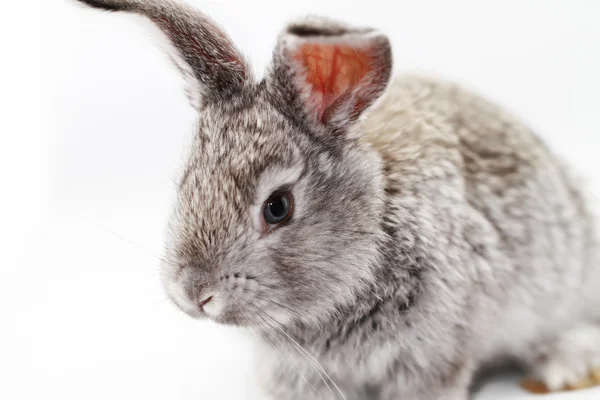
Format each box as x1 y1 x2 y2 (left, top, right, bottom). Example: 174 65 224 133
294 42 375 122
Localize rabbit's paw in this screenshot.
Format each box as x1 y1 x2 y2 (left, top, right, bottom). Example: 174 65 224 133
523 323 600 393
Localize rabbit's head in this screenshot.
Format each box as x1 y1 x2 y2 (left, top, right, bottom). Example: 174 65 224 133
78 0 393 328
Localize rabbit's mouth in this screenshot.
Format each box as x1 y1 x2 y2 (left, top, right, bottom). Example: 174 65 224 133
210 294 294 329
164 278 294 329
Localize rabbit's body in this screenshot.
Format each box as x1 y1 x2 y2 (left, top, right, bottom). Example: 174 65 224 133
74 1 600 398
258 76 600 399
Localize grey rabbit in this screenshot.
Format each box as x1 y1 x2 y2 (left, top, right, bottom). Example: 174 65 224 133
75 0 600 399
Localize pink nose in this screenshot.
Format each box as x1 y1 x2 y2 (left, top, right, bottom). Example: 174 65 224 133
198 296 213 310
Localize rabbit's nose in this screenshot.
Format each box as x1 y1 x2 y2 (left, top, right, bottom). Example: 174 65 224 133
198 295 213 310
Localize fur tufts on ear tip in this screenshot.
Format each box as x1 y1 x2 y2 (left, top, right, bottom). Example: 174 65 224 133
73 0 133 12
285 15 373 39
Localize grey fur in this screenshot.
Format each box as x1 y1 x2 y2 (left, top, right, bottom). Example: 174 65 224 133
75 1 600 399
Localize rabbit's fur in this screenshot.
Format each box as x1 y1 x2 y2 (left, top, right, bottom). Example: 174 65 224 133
75 1 600 399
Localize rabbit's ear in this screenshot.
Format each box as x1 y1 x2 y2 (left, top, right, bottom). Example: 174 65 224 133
75 0 252 109
267 16 392 133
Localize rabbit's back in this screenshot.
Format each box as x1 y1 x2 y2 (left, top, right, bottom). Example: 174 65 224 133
363 75 600 363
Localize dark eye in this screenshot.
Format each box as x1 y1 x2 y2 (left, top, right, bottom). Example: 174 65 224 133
263 191 293 226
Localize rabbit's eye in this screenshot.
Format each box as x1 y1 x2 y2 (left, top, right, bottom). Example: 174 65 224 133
263 191 294 226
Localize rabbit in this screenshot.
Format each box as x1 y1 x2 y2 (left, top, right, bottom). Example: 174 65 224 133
74 0 600 399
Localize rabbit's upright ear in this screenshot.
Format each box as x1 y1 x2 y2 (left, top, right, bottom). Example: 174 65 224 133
267 16 392 133
75 0 252 109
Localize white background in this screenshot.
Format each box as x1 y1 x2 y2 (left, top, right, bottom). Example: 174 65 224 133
1 0 599 399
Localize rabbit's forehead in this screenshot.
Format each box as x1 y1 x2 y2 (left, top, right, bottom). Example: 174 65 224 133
177 106 302 216
170 113 304 260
